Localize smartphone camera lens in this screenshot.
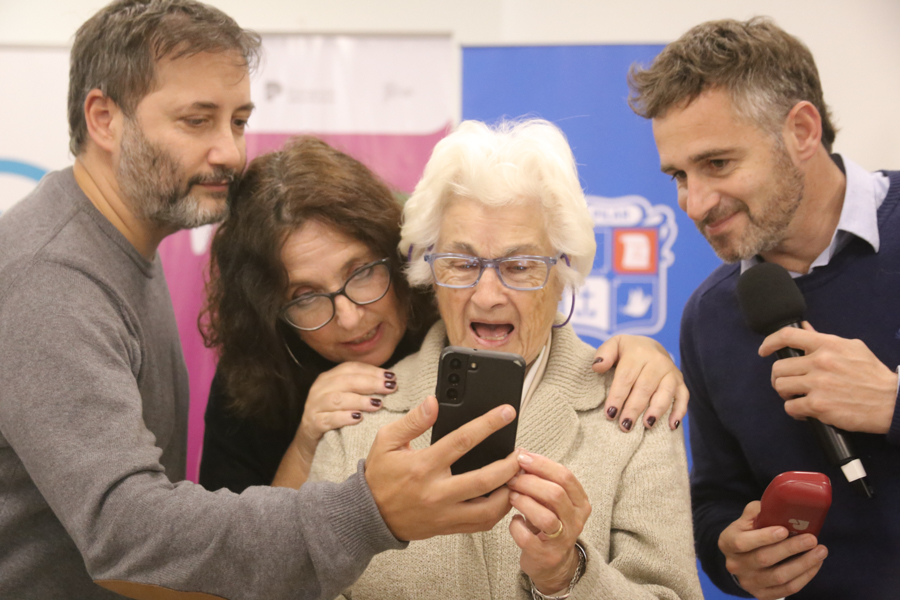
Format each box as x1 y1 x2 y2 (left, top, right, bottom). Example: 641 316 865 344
447 388 458 400
448 373 460 384
450 358 462 369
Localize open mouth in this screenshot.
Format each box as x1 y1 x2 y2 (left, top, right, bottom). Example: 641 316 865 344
471 322 514 342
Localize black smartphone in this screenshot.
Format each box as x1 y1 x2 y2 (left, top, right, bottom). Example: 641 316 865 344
431 346 525 476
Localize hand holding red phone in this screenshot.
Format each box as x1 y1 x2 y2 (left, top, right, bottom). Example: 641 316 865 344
754 472 832 537
718 472 831 600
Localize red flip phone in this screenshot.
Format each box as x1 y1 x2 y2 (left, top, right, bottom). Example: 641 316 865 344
754 471 832 537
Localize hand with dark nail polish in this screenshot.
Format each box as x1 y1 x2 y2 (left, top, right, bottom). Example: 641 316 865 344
621 418 633 431
607 406 618 419
371 398 382 408
384 371 396 380
646 416 656 428
384 381 396 390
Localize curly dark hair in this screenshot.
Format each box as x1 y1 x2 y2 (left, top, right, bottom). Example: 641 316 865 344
202 136 436 427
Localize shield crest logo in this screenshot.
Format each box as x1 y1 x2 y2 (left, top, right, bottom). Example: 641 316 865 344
568 194 677 341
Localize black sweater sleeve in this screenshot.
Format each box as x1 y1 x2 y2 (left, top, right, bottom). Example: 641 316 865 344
198 369 296 493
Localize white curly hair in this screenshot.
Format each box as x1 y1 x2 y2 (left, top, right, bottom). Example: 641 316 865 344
400 118 596 291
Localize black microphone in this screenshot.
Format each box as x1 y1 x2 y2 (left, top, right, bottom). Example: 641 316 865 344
737 262 874 498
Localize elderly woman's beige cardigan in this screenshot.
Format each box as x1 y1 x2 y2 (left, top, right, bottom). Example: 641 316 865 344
309 321 703 600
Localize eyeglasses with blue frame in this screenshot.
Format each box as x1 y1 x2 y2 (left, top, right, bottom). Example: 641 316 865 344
423 253 564 291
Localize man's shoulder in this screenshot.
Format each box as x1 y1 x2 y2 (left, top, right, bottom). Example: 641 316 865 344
0 169 87 269
877 170 900 222
0 168 149 303
683 262 740 318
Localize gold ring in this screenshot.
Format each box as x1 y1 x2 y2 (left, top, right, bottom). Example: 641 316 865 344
545 521 564 539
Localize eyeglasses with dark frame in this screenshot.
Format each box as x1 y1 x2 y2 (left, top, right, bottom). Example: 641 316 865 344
279 258 392 331
423 253 561 291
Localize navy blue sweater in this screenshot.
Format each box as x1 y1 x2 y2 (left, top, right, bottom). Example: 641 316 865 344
682 170 900 599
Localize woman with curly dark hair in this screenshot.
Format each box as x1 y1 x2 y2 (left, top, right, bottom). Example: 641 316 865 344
199 136 689 493
199 136 437 491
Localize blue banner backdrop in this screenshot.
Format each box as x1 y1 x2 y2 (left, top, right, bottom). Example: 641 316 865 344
462 45 731 599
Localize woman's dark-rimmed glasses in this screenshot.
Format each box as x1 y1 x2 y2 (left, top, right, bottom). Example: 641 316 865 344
280 258 392 331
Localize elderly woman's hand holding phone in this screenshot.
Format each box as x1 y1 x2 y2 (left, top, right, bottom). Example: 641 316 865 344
508 452 593 596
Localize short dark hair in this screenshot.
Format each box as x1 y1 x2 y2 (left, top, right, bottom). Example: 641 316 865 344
628 17 837 152
68 0 261 155
201 136 437 425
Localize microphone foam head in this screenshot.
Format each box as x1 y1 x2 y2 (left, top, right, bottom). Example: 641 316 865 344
736 262 806 335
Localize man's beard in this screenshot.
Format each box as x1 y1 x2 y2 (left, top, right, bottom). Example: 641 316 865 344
116 120 239 230
698 145 805 263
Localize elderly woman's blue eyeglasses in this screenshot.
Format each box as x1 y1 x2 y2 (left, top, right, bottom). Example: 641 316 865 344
423 253 566 291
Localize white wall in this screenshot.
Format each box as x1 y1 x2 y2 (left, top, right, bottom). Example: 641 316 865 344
2 0 899 170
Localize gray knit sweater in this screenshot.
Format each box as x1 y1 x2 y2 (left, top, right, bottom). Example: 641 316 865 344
309 321 703 600
0 169 403 599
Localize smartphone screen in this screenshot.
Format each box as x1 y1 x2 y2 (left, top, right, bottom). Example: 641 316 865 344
431 346 525 476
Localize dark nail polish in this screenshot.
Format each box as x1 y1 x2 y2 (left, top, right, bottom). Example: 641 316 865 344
593 357 604 365
606 406 618 419
370 398 382 408
622 418 633 431
384 371 396 380
351 412 362 419
646 416 657 428
674 420 681 429
384 380 396 390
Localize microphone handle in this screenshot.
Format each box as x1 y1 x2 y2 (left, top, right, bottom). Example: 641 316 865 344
773 342 874 498
772 346 856 465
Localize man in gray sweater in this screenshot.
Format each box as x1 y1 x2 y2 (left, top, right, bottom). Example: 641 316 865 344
0 1 521 598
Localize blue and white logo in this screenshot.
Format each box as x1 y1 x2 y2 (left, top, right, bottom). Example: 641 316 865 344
568 194 677 340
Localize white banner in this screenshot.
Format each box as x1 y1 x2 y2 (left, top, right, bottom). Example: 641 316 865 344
252 35 454 134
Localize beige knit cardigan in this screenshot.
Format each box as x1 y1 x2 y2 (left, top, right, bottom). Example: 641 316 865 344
309 321 703 600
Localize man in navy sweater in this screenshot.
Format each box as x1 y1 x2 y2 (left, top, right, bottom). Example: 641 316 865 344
628 18 900 600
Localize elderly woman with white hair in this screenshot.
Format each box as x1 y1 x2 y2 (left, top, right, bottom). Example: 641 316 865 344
308 119 702 600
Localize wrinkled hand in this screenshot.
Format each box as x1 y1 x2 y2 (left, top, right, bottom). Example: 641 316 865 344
365 396 520 541
593 334 688 431
719 501 827 600
759 323 897 434
507 452 591 595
